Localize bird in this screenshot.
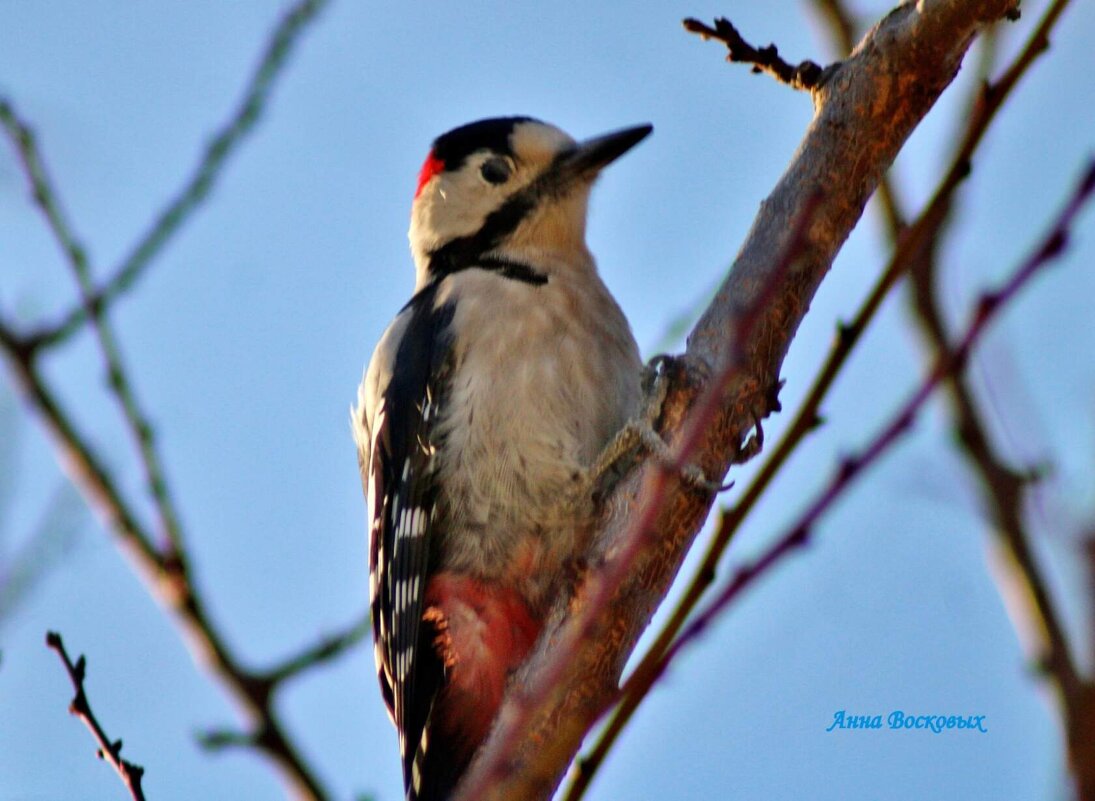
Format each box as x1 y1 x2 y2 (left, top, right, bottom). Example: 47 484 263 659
353 116 651 801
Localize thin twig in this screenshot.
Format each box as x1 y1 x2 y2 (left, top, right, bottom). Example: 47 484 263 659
26 0 330 350
835 0 1091 790
683 17 825 90
0 317 329 800
0 2 339 798
0 481 84 624
0 99 185 557
261 613 372 687
902 27 1090 801
910 187 1092 796
46 631 148 801
655 157 1094 688
811 0 860 56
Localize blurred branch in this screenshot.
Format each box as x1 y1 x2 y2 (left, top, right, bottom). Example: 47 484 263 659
46 631 148 801
811 0 1094 794
261 613 371 687
910 180 1095 800
810 0 860 56
0 481 84 627
646 157 1095 693
0 97 185 557
683 17 824 90
0 315 330 800
25 0 331 351
897 4 1093 792
458 2 1024 799
0 2 344 799
807 0 908 233
574 156 1093 801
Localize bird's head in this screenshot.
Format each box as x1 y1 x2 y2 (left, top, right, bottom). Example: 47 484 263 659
408 117 652 286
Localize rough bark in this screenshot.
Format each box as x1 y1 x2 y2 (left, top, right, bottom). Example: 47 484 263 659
456 1 1022 799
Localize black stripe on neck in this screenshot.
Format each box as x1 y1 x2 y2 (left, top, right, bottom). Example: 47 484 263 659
425 198 547 286
476 255 548 286
427 189 536 278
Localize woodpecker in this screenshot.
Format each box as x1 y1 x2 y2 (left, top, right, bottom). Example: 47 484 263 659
353 117 650 801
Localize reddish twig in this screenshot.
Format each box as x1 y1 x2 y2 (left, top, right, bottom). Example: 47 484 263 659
899 11 1090 793
454 196 821 801
683 17 825 90
652 158 1094 683
46 631 148 801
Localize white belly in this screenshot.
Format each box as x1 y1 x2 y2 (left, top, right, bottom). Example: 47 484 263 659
431 268 640 598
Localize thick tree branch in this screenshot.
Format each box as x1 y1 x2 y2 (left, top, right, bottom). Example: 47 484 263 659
808 0 910 233
457 2 1023 799
46 632 148 801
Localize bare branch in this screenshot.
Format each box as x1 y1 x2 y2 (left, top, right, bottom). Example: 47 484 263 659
0 3 339 798
683 17 825 90
198 727 262 752
810 0 861 57
459 2 1024 798
261 613 371 687
564 20 1080 771
815 0 1094 794
25 0 330 350
656 158 1094 675
0 97 185 557
0 316 331 799
0 481 84 626
570 6 1022 795
807 0 909 233
909 191 1094 801
46 631 148 801
901 12 1092 788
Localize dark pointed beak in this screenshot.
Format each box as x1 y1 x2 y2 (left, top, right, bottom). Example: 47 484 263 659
554 123 653 184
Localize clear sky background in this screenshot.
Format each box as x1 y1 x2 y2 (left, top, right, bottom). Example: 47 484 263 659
1 2 1093 800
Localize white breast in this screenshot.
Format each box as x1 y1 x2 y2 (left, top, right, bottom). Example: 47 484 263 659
432 265 641 586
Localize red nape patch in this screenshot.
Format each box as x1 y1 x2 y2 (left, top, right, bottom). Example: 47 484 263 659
415 150 446 198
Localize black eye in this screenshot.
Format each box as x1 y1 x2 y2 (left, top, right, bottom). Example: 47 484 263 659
480 158 512 185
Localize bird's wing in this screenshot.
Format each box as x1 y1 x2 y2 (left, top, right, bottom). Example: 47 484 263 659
359 282 455 792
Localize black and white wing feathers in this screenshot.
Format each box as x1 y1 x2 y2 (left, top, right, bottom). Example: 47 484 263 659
358 282 455 797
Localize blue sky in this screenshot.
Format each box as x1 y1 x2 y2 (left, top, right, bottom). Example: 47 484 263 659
1 2 1093 800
